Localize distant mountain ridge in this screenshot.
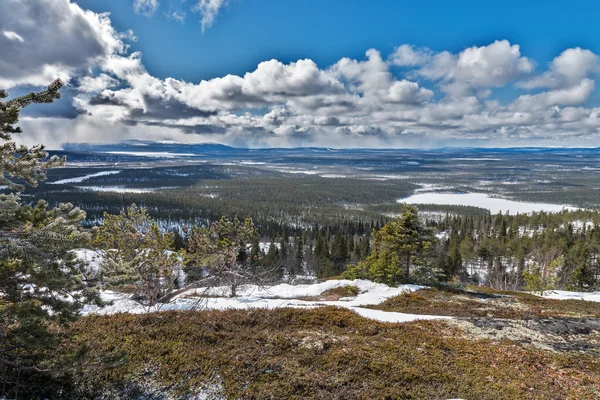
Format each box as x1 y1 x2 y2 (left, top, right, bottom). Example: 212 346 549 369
62 141 236 154
61 141 600 155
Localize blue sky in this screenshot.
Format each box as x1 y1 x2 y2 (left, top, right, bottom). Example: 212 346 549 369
76 0 599 82
3 0 600 148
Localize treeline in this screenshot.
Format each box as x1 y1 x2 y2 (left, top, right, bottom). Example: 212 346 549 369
172 219 378 279
428 209 600 290
21 175 421 228
177 208 600 290
20 169 600 290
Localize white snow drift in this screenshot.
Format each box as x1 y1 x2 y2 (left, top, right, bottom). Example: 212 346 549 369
81 279 450 323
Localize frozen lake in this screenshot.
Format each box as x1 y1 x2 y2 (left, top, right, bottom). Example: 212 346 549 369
399 192 577 215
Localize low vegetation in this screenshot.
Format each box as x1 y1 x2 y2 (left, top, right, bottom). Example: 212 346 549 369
371 286 600 319
5 81 600 400
299 285 360 301
8 307 600 399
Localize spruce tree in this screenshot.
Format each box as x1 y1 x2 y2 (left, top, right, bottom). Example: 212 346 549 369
294 234 304 276
445 234 463 280
344 206 434 285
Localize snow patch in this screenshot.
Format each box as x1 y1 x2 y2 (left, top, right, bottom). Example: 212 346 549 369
77 186 173 193
541 290 600 302
82 279 449 323
399 192 576 215
51 170 121 184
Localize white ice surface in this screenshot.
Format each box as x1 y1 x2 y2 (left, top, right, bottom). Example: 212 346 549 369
76 186 164 193
399 192 576 215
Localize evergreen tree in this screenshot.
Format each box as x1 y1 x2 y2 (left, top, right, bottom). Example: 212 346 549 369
344 206 434 285
459 233 476 275
93 204 181 306
331 231 349 274
185 217 278 296
279 233 288 273
294 234 304 275
445 233 463 280
0 80 102 372
1 80 65 190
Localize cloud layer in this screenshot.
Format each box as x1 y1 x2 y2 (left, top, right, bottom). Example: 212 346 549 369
5 0 600 148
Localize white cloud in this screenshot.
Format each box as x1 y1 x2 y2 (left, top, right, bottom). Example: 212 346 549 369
134 0 159 17
78 73 119 93
512 78 596 110
193 0 227 32
454 40 534 86
4 2 600 148
520 47 600 89
416 40 535 97
330 49 432 104
166 10 186 23
0 0 127 89
2 30 24 42
388 80 434 103
390 45 432 67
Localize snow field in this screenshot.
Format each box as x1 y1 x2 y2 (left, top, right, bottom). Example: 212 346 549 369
81 279 452 323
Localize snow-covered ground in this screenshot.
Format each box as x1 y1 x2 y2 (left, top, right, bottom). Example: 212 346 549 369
541 290 600 302
77 186 170 193
81 279 451 323
105 151 196 157
399 192 577 215
51 170 121 184
73 249 102 275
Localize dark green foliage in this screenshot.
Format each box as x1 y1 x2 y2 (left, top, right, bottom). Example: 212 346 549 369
293 234 304 276
185 217 279 296
344 205 435 285
0 81 102 375
445 232 463 279
93 204 181 306
1 80 65 190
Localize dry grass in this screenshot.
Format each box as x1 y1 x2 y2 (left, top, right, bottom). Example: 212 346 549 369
299 285 360 301
370 286 600 319
14 306 600 399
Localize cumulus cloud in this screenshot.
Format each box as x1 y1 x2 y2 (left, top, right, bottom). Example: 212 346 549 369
193 0 227 32
77 74 119 93
331 49 432 105
390 45 432 67
0 0 128 88
4 1 600 149
519 47 600 89
134 0 159 17
512 78 596 110
414 40 535 97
